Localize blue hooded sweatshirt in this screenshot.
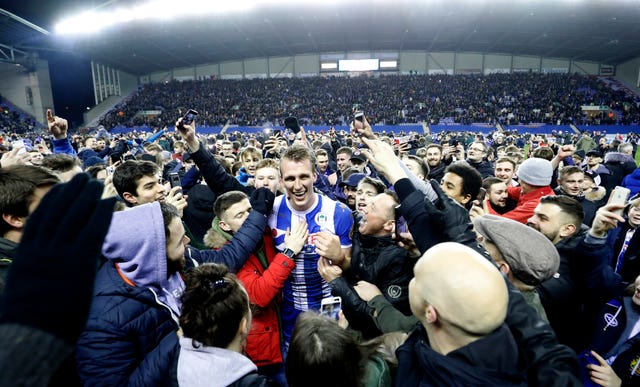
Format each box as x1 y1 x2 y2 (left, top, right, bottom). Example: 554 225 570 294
101 201 184 316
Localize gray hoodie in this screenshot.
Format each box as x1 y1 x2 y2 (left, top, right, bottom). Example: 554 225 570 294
177 337 259 387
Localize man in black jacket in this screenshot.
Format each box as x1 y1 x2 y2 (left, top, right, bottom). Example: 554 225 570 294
318 191 414 339
396 242 525 386
361 136 582 386
532 196 625 351
466 141 494 179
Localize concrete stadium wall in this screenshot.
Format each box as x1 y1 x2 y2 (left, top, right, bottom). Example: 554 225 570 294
83 70 139 126
617 56 640 93
0 59 53 126
141 51 612 83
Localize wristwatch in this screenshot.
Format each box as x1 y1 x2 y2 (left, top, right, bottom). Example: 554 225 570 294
282 248 296 259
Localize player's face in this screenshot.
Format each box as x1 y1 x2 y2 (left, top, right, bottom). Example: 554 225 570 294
281 158 317 212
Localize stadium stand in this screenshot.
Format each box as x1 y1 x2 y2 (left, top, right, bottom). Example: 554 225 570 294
98 73 640 133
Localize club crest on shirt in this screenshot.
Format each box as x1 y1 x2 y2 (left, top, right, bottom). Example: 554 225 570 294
604 312 619 328
387 285 402 299
629 356 640 376
315 213 328 227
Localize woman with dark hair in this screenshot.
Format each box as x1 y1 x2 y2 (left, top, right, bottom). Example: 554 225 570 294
285 312 398 387
177 263 266 387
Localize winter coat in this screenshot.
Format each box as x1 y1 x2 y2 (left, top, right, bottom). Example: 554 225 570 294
182 184 217 246
622 168 640 198
466 158 494 179
553 186 601 227
204 220 294 367
186 210 269 273
392 177 583 386
76 202 183 386
605 152 637 188
395 324 526 386
427 162 446 182
607 221 640 283
488 185 555 224
538 230 625 351
177 337 267 387
328 226 414 339
0 237 17 296
583 296 640 386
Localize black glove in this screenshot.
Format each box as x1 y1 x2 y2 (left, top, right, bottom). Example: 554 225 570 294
250 187 275 216
0 173 116 344
425 179 477 245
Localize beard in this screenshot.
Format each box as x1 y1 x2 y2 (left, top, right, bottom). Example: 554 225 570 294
166 256 186 275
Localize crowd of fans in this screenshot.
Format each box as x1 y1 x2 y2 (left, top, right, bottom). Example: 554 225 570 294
0 96 42 134
4 96 640 386
98 73 640 130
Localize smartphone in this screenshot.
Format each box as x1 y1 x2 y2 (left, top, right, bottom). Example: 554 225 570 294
577 351 601 387
354 111 365 123
106 166 115 175
448 138 457 146
182 109 198 126
476 187 487 202
320 296 341 321
609 186 631 216
395 207 408 237
284 116 301 134
169 172 181 188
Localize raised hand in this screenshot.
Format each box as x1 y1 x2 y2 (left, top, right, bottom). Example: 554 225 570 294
175 118 199 152
46 109 68 140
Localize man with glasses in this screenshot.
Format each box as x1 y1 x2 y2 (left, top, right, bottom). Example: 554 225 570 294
466 141 494 178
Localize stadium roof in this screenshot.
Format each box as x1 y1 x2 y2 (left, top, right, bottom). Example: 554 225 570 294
3 1 640 75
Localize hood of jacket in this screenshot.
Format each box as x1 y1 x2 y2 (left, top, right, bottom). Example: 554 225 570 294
585 186 606 202
605 152 635 165
101 202 184 315
204 216 232 249
177 337 257 387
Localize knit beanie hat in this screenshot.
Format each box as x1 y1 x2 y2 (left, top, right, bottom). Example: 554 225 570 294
473 215 559 286
517 158 553 186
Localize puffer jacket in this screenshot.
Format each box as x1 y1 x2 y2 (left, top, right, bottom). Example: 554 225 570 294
76 262 180 386
76 203 182 386
205 220 294 367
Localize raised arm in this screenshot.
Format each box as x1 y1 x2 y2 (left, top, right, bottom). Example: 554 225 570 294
190 188 274 272
176 119 254 196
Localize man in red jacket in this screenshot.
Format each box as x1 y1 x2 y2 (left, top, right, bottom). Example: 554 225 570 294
204 189 308 386
488 157 555 223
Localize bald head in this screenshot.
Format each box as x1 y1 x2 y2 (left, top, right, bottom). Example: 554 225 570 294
410 242 508 338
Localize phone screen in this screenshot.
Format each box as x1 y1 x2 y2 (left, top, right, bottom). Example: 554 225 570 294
320 297 341 321
169 173 181 188
476 188 487 202
395 206 408 237
182 109 198 126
